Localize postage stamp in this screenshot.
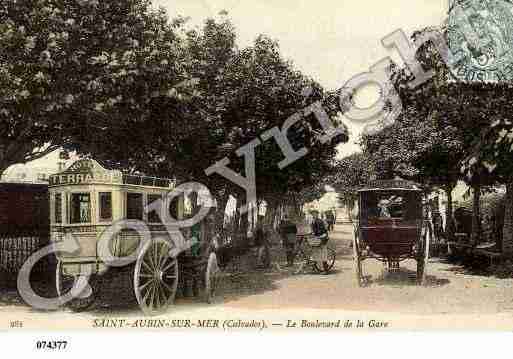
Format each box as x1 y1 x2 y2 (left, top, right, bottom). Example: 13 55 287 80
447 0 513 81
2 0 513 354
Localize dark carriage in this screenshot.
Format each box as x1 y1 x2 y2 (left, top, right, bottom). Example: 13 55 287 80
352 180 429 286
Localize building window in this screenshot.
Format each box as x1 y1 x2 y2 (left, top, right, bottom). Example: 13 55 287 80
99 192 112 222
126 193 143 220
147 194 162 223
70 193 91 224
54 193 62 224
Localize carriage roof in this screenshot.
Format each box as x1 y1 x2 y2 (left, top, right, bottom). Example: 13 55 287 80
358 179 422 193
48 159 175 189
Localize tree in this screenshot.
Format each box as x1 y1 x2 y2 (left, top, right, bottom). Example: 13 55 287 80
180 25 346 219
462 103 513 254
330 152 376 219
360 109 464 239
60 13 347 235
402 81 512 244
0 0 191 175
361 28 509 242
199 28 347 229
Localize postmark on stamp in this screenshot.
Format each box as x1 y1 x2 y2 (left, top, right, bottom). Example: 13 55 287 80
447 0 513 81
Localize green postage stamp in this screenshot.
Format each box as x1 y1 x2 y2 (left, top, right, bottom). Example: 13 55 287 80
448 0 513 81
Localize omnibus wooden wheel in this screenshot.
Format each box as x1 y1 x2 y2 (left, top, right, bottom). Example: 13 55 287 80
134 238 178 315
56 261 96 312
204 252 221 304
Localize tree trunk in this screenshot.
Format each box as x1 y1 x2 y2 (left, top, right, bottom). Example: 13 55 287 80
274 205 281 229
264 199 277 227
444 183 455 241
264 201 273 225
471 183 482 245
239 209 249 240
251 202 259 231
503 182 513 255
346 199 355 222
232 197 240 227
214 193 229 238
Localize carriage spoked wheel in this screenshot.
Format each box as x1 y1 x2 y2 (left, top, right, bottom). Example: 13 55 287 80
416 225 430 286
56 261 96 312
134 238 179 315
204 252 221 304
313 246 336 273
352 230 364 287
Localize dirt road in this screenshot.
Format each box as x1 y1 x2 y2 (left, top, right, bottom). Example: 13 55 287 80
220 223 513 315
2 223 513 325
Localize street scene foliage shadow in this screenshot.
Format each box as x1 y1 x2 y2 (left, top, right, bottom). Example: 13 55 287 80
370 268 450 287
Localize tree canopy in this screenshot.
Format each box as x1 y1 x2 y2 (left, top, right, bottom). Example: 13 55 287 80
359 26 513 244
330 152 375 206
1 2 348 221
67 14 348 210
0 0 194 175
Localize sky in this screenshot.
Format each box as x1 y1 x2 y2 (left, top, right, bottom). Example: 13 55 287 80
8 0 447 178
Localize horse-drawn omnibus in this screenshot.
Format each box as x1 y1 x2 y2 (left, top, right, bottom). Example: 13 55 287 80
49 159 220 314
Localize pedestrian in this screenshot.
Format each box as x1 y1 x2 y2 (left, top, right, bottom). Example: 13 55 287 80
310 210 330 274
279 214 298 266
432 211 443 241
253 217 270 268
325 210 335 232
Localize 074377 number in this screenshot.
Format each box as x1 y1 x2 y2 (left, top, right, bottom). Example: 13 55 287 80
35 340 68 350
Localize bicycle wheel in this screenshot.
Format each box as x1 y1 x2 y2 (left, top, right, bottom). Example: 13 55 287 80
313 247 336 273
294 243 313 273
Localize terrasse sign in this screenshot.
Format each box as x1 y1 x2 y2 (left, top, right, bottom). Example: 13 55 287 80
49 159 122 186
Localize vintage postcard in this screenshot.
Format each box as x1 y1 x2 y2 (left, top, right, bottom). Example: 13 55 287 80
2 0 513 345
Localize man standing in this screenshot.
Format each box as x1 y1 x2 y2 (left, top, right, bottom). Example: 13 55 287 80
311 210 329 273
279 215 298 267
325 210 335 232
254 217 270 269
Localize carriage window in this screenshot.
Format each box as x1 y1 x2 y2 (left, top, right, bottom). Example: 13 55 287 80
147 194 162 223
369 195 404 219
388 198 404 218
99 192 112 222
54 193 62 224
126 193 143 220
70 193 91 223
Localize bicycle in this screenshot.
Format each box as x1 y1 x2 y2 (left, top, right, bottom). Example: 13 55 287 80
294 234 336 274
